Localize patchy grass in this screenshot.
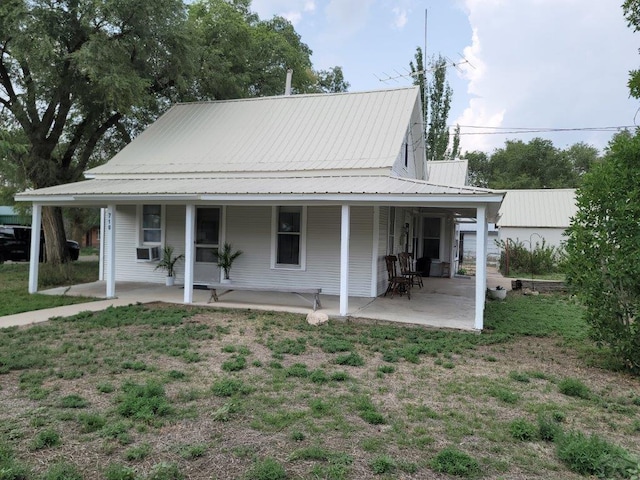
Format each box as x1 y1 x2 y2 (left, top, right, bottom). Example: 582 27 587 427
0 262 98 316
0 297 638 479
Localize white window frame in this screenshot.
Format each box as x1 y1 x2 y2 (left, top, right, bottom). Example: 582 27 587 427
137 204 165 246
271 206 307 270
387 207 396 254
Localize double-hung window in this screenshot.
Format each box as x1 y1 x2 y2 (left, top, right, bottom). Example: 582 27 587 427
141 205 162 244
272 206 306 269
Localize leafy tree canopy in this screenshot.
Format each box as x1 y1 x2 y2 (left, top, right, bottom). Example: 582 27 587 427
564 130 640 371
462 139 600 189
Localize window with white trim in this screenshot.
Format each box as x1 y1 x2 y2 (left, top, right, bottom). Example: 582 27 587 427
272 206 306 268
387 207 396 254
141 205 162 244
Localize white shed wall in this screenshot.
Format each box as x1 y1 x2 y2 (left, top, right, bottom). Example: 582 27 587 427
498 227 568 250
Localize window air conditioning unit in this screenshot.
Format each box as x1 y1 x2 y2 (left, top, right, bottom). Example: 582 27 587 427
136 246 160 261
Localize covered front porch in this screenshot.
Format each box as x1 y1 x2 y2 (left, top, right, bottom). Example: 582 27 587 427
40 273 508 331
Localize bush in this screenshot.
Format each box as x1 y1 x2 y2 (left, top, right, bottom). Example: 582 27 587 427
497 238 562 276
556 431 629 478
564 130 640 372
509 418 537 441
430 447 480 477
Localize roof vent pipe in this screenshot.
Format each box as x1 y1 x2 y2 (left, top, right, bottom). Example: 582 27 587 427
284 69 293 96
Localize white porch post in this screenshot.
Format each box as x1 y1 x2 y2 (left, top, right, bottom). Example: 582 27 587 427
370 206 380 296
99 208 105 281
474 205 487 330
106 204 116 298
28 204 42 294
183 204 196 304
340 205 350 316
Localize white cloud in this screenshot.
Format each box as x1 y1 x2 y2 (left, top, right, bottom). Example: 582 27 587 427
456 0 639 152
391 7 408 29
251 0 317 24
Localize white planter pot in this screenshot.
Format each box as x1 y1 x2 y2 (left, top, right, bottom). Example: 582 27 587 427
166 276 175 287
221 278 232 285
487 287 507 300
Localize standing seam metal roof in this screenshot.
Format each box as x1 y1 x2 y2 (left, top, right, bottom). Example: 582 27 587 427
86 87 421 176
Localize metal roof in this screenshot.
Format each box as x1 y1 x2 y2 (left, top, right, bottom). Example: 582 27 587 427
427 160 469 186
18 175 496 199
497 189 577 228
86 87 421 176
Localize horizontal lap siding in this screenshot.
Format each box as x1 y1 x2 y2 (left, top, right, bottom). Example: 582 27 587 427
225 205 373 297
111 204 375 296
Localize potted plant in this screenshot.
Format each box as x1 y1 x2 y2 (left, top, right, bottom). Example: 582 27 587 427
214 242 243 284
487 285 507 300
155 245 184 286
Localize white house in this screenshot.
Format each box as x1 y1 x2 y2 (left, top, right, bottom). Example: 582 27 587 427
497 189 576 250
16 87 503 329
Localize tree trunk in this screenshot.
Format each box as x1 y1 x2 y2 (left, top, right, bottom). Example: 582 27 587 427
42 206 70 264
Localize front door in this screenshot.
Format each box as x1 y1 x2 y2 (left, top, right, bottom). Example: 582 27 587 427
194 207 221 283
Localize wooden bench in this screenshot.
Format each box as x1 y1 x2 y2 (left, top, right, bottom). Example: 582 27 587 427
200 284 322 311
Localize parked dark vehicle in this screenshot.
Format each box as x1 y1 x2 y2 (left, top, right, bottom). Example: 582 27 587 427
0 225 80 263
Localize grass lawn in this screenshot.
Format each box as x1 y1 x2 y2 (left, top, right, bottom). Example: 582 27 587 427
0 262 99 317
0 293 638 479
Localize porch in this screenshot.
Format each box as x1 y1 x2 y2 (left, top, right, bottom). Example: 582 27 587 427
40 272 509 332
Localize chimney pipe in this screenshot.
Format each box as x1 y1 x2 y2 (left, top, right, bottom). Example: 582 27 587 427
284 69 293 96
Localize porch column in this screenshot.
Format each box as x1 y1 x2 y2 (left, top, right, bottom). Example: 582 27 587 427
474 205 488 330
370 206 380 296
106 204 116 298
340 205 350 316
28 204 42 294
183 204 196 304
99 208 105 281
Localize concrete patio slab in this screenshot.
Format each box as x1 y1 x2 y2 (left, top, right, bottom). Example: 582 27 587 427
0 268 510 331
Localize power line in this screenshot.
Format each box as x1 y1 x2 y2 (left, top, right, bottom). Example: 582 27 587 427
452 125 635 136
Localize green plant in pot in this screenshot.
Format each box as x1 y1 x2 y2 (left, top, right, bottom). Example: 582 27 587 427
155 245 184 286
215 242 243 283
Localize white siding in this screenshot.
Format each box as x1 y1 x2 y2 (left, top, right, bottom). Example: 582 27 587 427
376 207 390 295
108 204 387 297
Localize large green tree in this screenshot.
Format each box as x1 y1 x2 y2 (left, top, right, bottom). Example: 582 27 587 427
463 138 600 189
1 0 342 264
564 130 640 371
0 0 195 263
410 48 460 162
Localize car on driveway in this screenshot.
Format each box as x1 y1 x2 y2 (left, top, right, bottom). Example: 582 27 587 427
0 225 80 263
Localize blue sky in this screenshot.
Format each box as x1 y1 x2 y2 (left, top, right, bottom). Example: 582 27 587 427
251 0 639 155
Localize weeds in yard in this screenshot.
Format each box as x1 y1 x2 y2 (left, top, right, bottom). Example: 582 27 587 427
116 381 174 423
555 431 630 478
558 377 591 399
245 457 286 480
430 447 481 477
30 428 61 450
41 461 83 480
0 295 636 479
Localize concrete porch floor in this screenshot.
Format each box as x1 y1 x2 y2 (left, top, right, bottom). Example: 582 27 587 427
34 268 510 332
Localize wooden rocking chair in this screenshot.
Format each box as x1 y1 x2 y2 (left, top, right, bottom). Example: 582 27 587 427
384 255 411 299
398 252 423 288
